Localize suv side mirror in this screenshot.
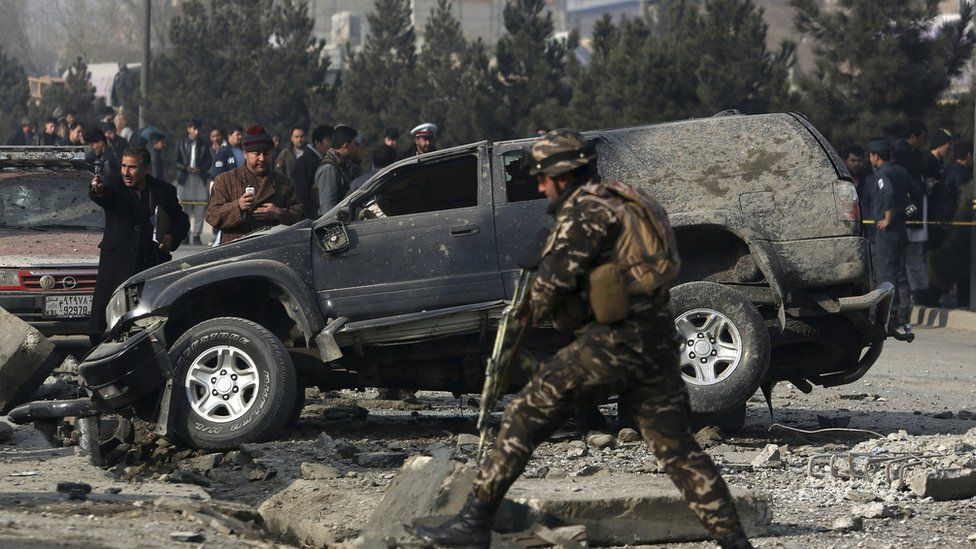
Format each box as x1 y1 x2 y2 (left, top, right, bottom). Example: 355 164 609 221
315 221 350 255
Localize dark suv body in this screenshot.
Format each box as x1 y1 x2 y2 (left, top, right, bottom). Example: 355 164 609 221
77 113 893 449
0 147 101 336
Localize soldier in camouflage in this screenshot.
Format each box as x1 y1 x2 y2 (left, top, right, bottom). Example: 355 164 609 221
413 130 753 549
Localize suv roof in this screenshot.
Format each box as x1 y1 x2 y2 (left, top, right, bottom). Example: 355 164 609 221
0 146 89 171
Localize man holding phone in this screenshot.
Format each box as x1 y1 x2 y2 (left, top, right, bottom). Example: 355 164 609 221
205 125 304 244
89 147 190 344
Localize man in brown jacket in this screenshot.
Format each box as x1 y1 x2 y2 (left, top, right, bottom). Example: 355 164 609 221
206 125 304 244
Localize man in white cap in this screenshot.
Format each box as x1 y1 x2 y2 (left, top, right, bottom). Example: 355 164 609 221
401 122 438 159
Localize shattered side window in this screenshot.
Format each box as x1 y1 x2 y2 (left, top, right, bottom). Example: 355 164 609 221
503 150 545 203
358 155 479 219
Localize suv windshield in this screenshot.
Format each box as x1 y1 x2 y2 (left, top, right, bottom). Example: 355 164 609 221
0 172 103 230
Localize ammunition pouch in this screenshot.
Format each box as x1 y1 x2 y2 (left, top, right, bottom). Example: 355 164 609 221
588 263 630 324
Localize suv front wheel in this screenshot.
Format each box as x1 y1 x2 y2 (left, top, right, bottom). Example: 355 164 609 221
669 282 770 420
168 317 297 450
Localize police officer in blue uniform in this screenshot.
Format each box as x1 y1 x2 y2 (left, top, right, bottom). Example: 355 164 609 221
868 138 912 334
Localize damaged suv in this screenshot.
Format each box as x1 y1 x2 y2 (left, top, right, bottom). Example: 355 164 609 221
55 113 896 449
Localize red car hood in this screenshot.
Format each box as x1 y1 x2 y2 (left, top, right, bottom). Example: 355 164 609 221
0 229 100 268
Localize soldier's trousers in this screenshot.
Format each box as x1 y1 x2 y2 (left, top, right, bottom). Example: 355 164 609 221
473 325 744 538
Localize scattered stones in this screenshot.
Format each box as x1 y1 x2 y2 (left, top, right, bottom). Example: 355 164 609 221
56 482 92 500
354 452 408 468
248 465 276 482
851 502 895 519
566 440 588 459
574 464 608 477
844 489 877 503
104 487 122 495
222 450 252 466
335 440 359 459
184 452 223 474
750 444 781 468
585 433 615 450
301 462 341 480
933 411 954 420
169 531 204 543
0 422 12 443
616 428 640 443
425 443 452 461
693 426 723 448
957 410 974 420
316 432 336 447
831 515 863 532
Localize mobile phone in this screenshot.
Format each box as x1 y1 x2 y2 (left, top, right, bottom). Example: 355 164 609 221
245 186 255 195
93 159 104 177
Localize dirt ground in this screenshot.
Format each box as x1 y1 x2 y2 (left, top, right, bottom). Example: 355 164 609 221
1 325 974 548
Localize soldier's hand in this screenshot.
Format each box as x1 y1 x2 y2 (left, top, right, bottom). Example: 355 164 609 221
238 192 255 211
252 203 281 221
877 219 889 231
90 176 105 196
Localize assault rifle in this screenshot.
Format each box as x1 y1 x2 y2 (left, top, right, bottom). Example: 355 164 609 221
477 269 533 460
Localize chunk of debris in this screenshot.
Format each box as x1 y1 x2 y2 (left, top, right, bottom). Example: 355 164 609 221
617 428 640 443
565 440 587 459
830 515 862 532
497 474 771 545
933 411 954 420
0 307 61 413
56 481 92 501
585 433 615 450
750 444 782 468
844 489 877 503
222 450 252 466
957 410 975 420
693 426 723 448
354 451 408 468
851 502 895 519
300 462 341 480
363 457 476 544
574 464 608 477
456 433 480 447
169 531 204 543
909 469 976 501
0 422 12 444
184 452 223 474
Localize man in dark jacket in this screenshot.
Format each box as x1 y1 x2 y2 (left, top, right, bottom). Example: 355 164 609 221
313 125 361 215
290 124 332 219
89 146 189 343
174 118 213 245
7 118 35 145
84 128 121 177
39 118 59 146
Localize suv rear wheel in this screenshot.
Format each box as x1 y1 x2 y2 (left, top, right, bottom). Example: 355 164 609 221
669 282 770 418
168 317 297 450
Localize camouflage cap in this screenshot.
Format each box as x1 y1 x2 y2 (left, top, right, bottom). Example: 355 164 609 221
528 129 596 177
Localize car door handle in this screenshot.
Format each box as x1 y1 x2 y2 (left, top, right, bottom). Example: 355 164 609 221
450 225 479 237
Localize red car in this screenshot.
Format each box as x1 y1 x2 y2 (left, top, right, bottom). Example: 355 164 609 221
0 147 101 336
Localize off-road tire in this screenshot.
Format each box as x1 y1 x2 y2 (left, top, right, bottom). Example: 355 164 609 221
168 317 297 450
669 282 770 415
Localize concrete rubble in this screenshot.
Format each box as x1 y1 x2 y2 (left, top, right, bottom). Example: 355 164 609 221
0 307 61 413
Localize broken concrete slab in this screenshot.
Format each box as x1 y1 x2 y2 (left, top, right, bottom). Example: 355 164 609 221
363 456 476 543
0 307 60 413
751 444 782 468
497 474 771 546
910 469 976 501
300 462 341 480
258 480 342 547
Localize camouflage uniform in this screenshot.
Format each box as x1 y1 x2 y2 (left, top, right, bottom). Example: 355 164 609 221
472 182 743 539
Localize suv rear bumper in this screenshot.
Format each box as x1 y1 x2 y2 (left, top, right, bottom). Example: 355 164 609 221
809 282 894 387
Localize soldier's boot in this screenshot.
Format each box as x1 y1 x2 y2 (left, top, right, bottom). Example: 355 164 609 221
413 493 494 548
716 530 754 549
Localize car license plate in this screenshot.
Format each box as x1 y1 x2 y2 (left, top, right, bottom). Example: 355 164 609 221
43 295 93 319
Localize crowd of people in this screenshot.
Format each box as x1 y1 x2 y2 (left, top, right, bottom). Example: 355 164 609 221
842 123 973 331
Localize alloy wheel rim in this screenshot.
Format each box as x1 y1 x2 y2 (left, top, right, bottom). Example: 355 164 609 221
184 345 261 423
674 308 743 386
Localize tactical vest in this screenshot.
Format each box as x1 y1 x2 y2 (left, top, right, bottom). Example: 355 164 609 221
547 180 681 324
